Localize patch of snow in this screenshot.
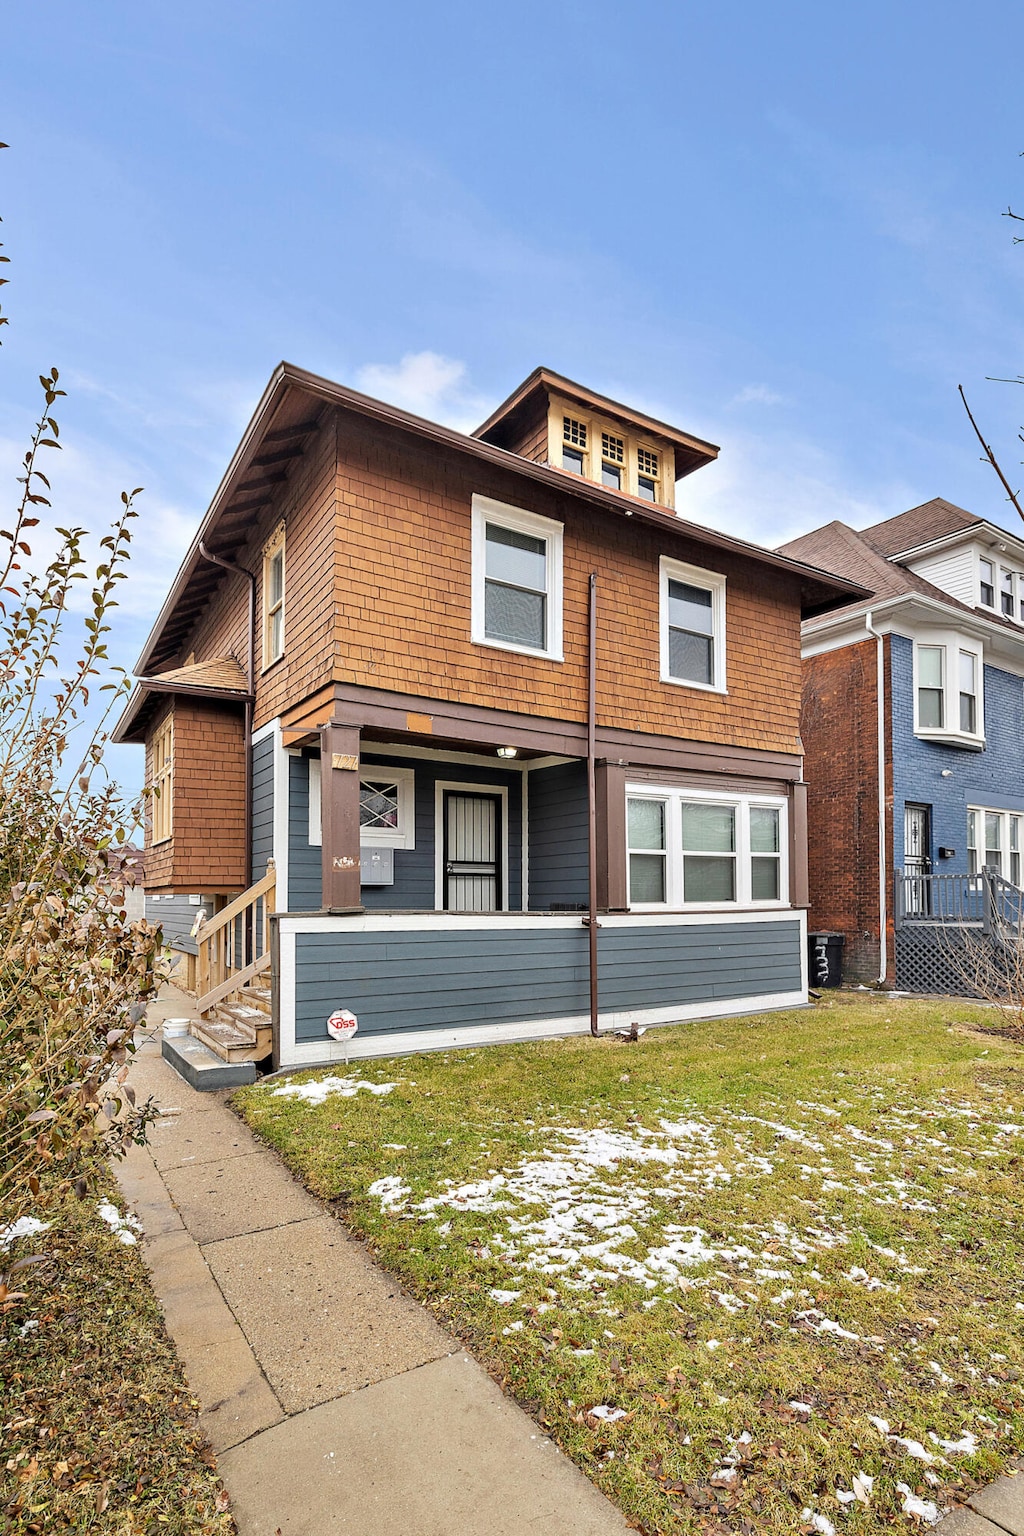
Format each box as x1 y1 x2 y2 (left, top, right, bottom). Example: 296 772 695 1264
0 1216 49 1251
789 1400 814 1415
705 1339 722 1350
271 1075 398 1105
489 1288 521 1304
502 1321 525 1334
589 1405 627 1422
368 1176 411 1210
895 1484 939 1524
801 1509 837 1535
929 1431 978 1456
96 1201 143 1245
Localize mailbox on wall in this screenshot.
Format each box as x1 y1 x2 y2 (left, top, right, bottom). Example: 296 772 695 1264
360 846 395 886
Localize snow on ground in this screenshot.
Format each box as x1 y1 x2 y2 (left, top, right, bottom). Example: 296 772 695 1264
272 1074 398 1105
96 1201 144 1245
0 1216 50 1251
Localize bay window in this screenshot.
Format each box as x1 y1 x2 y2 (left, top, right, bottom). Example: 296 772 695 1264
913 634 983 746
626 787 788 908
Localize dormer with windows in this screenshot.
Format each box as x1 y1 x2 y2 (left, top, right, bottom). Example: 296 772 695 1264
474 366 718 512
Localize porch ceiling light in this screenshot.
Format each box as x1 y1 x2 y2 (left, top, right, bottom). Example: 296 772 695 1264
496 745 519 758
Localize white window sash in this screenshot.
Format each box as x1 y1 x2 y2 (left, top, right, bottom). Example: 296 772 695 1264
471 494 564 661
659 556 727 694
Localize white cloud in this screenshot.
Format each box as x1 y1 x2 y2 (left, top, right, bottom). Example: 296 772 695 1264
355 350 491 432
730 384 786 407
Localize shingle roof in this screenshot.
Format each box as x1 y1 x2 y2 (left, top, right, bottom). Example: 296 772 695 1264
145 656 249 693
859 497 981 557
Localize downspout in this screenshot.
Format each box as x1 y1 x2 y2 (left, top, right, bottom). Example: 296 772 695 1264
199 543 256 886
586 573 600 1036
864 610 888 984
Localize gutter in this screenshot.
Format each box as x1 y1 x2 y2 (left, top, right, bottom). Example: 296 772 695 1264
198 543 257 886
864 611 888 985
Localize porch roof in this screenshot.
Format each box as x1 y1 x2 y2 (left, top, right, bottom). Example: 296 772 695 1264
128 362 870 678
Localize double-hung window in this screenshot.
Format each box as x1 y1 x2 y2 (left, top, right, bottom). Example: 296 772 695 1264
150 715 174 845
967 806 1024 886
913 635 983 746
626 787 787 908
636 446 659 502
659 557 727 692
562 416 587 475
979 558 995 608
263 524 285 667
471 495 564 660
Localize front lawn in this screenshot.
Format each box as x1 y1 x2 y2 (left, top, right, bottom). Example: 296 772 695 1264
236 997 1024 1535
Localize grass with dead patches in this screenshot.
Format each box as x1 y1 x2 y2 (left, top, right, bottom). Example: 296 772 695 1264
236 996 1024 1535
1 1172 234 1535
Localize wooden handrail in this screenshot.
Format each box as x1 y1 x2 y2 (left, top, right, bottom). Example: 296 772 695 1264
195 861 276 942
195 859 276 1007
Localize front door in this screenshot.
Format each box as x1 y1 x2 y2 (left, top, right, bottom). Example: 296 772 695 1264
904 803 932 914
444 791 502 911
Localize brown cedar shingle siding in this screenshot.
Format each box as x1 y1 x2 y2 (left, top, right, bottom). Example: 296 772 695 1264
144 697 247 893
160 405 806 753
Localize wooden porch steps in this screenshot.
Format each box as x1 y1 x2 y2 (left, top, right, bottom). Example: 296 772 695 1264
191 1000 272 1065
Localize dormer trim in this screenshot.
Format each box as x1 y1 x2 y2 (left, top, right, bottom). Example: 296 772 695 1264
473 366 719 481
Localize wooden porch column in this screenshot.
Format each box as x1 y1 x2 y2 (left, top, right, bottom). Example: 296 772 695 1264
319 721 363 911
789 780 809 907
595 760 628 911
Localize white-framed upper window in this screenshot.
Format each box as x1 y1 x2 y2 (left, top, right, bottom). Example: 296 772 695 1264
659 556 727 693
471 494 564 661
262 523 285 667
308 759 415 849
626 784 788 909
979 556 995 609
912 634 984 746
968 806 1023 885
562 415 587 476
149 714 173 845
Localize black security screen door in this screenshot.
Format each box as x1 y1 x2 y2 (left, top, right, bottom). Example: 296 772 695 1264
444 791 502 911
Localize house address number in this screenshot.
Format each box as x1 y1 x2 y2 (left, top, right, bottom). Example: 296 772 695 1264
332 753 359 771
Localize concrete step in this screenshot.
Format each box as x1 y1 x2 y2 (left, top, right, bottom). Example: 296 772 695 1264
162 1032 256 1091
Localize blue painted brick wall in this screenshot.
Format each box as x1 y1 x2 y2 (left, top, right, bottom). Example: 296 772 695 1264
890 633 1024 874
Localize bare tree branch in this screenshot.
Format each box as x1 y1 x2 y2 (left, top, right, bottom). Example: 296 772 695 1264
958 384 1024 525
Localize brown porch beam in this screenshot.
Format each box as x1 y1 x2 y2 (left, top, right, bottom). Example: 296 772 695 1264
595 761 628 911
789 781 809 907
319 721 363 911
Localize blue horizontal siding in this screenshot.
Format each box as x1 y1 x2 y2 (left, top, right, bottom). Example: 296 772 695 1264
292 919 802 1042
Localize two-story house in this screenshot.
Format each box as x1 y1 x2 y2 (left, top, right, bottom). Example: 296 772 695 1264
780 497 1024 992
114 363 862 1077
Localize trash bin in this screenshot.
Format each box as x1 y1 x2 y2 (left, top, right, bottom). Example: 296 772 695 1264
808 931 844 988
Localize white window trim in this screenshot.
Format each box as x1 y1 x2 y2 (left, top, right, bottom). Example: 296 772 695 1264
262 522 286 671
625 782 788 911
967 804 1024 885
977 550 997 611
912 632 984 748
471 494 564 662
307 760 416 850
659 556 727 694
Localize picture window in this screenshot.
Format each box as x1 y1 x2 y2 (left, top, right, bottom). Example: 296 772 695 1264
626 788 787 908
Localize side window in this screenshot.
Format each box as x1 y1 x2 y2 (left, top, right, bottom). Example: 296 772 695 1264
150 715 174 844
263 524 285 667
660 557 727 693
471 495 564 661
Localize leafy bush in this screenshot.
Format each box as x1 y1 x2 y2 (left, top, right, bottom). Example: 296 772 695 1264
0 223 165 1233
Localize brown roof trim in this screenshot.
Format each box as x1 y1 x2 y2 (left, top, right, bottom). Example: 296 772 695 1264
112 677 253 745
133 362 869 675
471 365 721 473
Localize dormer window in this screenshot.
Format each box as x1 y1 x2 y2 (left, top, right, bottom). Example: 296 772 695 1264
979 557 995 608
601 431 624 489
637 446 659 502
562 417 587 475
1002 568 1015 618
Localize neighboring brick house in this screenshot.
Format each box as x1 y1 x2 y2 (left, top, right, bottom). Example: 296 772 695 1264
114 363 861 1071
780 498 1024 989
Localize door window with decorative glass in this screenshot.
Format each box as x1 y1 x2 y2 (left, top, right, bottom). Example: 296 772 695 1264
471 495 563 660
626 787 787 907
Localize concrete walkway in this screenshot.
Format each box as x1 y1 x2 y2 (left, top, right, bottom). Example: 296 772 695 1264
117 989 629 1535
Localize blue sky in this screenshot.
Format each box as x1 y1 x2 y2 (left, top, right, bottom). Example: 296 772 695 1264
3 1 1024 793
